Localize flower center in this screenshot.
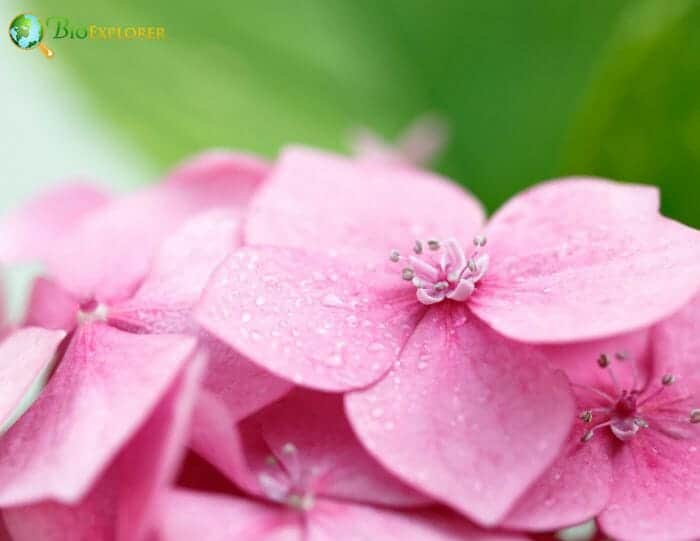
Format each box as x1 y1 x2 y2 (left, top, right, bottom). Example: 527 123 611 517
389 236 489 305
76 300 108 325
257 442 317 512
577 353 700 443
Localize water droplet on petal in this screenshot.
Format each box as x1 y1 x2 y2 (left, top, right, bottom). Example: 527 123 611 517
325 354 343 366
321 293 345 308
453 314 467 327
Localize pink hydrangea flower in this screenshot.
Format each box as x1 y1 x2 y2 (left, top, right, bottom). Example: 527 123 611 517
160 388 529 541
0 272 15 341
0 328 65 429
0 152 289 532
350 114 449 168
0 151 267 303
503 294 700 541
0 321 201 511
195 147 700 525
2 353 203 541
107 208 292 422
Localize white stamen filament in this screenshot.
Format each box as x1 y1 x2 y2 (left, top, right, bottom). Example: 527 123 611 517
388 237 488 305
578 353 700 444
258 442 316 513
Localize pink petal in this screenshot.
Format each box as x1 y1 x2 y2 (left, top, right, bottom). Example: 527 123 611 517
307 500 529 541
345 304 575 526
501 425 613 531
242 388 428 507
3 481 117 541
23 277 79 332
0 328 65 426
0 516 9 541
245 147 485 263
115 352 205 540
350 114 448 168
196 246 425 391
189 390 260 494
650 293 700 389
589 294 700 540
166 151 269 206
47 153 267 303
201 338 292 423
0 274 7 337
108 209 243 334
0 183 111 263
107 211 291 424
157 489 302 541
538 328 652 391
3 354 204 541
0 323 197 506
599 433 700 541
472 178 700 342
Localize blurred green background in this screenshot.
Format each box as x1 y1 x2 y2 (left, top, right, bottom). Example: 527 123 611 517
9 0 700 226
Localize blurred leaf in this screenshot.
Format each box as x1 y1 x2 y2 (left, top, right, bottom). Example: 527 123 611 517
34 0 632 214
562 0 700 227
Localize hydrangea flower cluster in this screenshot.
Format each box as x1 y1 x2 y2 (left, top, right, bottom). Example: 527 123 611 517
0 135 699 541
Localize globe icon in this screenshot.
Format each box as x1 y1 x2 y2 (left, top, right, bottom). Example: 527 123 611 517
8 14 43 50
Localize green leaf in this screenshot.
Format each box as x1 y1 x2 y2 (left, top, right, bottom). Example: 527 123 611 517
35 0 636 216
562 0 700 227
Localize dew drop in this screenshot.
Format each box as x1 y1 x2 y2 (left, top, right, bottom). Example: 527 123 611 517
241 312 252 324
367 342 385 352
325 354 343 366
321 293 345 308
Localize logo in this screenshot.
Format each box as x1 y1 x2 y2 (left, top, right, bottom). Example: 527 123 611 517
8 14 167 58
8 14 54 58
47 18 167 41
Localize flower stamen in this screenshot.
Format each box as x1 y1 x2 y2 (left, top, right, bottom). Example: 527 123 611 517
258 442 317 512
77 301 108 324
577 353 700 444
389 236 489 305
